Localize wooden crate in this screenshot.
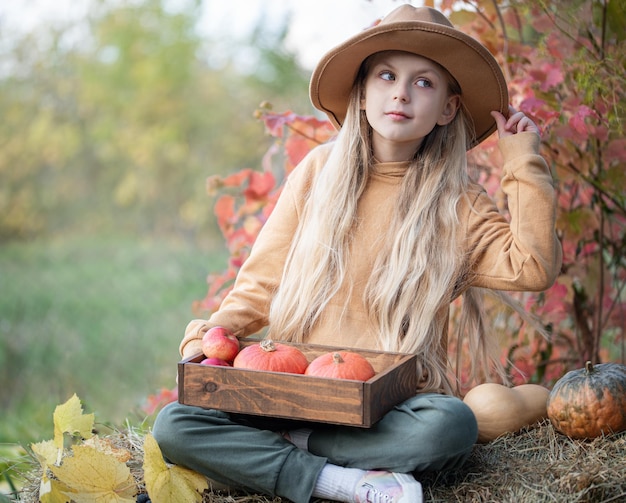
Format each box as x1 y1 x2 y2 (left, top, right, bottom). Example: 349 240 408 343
178 339 417 428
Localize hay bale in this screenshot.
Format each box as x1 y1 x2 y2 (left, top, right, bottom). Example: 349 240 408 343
15 420 625 503
421 420 626 503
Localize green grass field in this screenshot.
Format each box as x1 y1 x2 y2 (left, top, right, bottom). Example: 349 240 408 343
0 234 226 445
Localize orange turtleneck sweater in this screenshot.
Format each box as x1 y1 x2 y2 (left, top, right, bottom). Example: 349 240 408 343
180 132 561 364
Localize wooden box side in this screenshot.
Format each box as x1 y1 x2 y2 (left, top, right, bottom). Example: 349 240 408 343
178 340 417 427
362 354 418 425
179 358 367 425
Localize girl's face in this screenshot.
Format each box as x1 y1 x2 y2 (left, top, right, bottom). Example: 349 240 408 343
361 51 460 162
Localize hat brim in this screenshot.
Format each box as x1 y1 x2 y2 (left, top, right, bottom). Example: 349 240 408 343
310 20 508 148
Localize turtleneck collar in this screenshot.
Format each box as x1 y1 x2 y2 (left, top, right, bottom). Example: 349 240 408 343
371 158 411 179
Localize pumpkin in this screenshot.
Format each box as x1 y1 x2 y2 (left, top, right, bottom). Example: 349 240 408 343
233 339 309 374
547 360 626 439
305 351 376 381
463 383 550 443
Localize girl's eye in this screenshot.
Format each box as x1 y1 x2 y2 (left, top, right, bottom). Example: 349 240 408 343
416 78 432 88
379 70 395 81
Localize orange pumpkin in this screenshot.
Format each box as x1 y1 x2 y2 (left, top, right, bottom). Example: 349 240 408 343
547 360 626 439
305 351 376 381
233 339 309 374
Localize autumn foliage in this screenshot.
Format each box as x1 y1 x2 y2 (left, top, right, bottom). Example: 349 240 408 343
30 394 207 502
191 106 336 315
192 0 625 388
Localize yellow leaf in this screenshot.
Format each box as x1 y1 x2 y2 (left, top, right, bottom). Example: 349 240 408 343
50 444 136 503
53 394 95 448
39 473 72 503
83 436 132 463
143 433 208 503
31 439 62 470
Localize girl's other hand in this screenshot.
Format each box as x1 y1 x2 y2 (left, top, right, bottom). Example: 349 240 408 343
491 106 540 138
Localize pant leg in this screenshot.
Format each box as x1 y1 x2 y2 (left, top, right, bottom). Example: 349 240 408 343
152 401 327 503
308 393 477 474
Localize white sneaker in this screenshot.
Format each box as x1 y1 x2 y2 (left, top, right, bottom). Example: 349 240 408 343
354 470 423 503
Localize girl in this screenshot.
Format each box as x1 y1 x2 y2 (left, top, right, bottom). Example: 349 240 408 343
154 5 562 503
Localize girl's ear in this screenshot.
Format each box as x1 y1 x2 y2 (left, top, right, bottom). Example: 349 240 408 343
437 95 460 126
359 92 366 110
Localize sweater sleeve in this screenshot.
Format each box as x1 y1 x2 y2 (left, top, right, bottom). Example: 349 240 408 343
178 147 325 358
465 132 562 291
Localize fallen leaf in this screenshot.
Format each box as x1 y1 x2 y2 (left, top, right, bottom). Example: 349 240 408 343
50 444 136 503
38 473 72 503
31 439 62 470
83 436 132 463
143 433 208 503
53 394 95 448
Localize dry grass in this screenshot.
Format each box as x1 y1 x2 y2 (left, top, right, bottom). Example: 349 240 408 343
16 420 625 503
420 421 625 503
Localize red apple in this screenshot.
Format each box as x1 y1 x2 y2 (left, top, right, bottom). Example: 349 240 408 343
200 357 232 367
201 326 239 362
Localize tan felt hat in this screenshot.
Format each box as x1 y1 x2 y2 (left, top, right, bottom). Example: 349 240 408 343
309 4 508 147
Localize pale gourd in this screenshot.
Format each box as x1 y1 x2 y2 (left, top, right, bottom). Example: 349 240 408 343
463 383 550 443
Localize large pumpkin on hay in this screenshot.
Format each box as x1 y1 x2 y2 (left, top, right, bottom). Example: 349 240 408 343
547 360 626 439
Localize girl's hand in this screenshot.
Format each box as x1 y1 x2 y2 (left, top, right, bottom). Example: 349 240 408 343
491 106 540 138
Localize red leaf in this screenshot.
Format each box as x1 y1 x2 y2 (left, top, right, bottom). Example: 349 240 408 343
541 65 564 92
606 138 626 162
519 97 560 125
220 169 254 188
568 105 598 135
243 171 276 202
207 169 254 197
142 387 178 416
262 111 298 137
214 195 236 234
534 281 570 325
284 121 335 170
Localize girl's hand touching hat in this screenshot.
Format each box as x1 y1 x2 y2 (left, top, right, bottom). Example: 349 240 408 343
491 106 540 138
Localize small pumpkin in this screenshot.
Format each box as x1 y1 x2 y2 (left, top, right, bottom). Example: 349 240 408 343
547 360 626 439
233 339 309 374
463 383 550 443
305 351 376 381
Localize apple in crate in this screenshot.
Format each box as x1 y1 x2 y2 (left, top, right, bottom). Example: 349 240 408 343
200 357 232 367
201 326 239 362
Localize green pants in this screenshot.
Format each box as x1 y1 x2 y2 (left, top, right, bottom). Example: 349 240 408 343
152 393 477 503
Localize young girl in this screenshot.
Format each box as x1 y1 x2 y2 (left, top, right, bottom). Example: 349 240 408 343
154 5 561 503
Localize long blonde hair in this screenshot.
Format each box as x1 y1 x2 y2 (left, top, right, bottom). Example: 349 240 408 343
268 54 506 394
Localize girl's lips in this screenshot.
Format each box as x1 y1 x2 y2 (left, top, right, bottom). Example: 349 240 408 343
386 110 410 119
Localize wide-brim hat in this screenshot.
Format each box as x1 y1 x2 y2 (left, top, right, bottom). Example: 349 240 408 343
309 4 508 148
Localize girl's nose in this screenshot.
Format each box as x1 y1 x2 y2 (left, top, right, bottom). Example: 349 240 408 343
393 83 410 103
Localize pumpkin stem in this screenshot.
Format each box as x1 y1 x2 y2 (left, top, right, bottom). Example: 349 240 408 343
332 352 345 364
260 339 277 352
584 360 595 374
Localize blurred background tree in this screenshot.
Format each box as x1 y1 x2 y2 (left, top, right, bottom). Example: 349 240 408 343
0 0 313 447
0 0 312 243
